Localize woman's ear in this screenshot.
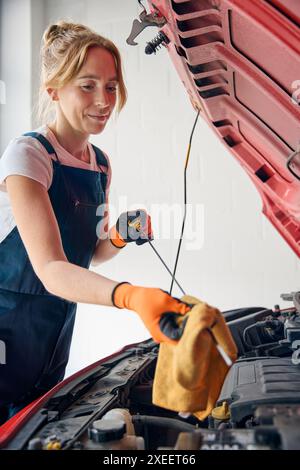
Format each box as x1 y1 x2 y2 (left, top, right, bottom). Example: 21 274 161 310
47 88 59 102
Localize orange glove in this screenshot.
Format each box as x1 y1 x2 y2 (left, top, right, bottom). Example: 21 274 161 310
112 282 191 344
109 209 153 248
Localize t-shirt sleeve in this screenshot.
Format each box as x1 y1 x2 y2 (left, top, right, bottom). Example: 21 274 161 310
0 136 53 190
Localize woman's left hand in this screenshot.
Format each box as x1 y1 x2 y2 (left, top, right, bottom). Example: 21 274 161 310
109 209 153 248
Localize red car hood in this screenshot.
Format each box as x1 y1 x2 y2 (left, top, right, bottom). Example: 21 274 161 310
148 0 300 256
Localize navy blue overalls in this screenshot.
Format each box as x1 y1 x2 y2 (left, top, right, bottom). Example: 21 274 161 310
0 132 108 422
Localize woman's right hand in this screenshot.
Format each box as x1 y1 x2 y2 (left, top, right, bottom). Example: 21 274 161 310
112 282 191 344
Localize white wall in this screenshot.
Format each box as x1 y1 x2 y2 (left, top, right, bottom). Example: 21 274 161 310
1 0 299 378
0 0 32 151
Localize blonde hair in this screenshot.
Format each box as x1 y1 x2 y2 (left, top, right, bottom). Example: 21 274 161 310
36 20 127 124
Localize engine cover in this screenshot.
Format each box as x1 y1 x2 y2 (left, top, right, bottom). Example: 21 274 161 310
218 357 300 423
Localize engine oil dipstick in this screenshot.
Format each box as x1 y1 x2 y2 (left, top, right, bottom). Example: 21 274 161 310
127 218 186 295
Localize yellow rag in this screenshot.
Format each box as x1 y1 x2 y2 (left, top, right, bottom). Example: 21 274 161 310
152 295 238 420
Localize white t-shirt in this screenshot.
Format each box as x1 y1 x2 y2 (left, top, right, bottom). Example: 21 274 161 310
0 124 111 243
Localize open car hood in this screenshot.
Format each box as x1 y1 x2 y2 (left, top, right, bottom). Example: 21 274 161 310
144 0 300 256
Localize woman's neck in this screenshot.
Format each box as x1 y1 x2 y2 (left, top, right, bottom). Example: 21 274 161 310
48 120 90 163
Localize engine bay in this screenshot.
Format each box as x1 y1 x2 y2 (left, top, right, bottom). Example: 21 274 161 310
4 292 300 451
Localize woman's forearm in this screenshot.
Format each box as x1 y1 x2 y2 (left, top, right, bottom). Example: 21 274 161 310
91 236 124 266
41 260 119 306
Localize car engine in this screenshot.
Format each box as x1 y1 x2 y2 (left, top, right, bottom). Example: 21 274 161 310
4 292 300 451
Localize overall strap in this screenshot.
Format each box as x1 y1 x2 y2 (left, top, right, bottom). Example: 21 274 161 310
23 132 108 170
23 132 61 164
91 144 108 169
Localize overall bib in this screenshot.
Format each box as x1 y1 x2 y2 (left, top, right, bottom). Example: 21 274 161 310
0 132 108 421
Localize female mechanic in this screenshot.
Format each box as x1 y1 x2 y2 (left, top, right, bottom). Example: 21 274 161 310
0 21 190 424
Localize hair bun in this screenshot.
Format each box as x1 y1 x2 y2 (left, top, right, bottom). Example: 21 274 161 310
43 24 60 45
43 21 69 44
